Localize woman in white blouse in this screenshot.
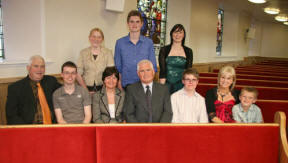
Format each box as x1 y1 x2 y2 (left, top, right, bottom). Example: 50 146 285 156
77 28 114 93
92 67 125 123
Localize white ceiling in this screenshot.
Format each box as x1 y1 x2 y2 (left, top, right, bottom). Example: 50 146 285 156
222 0 288 24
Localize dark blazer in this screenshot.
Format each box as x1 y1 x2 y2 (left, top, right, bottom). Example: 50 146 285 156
158 44 193 78
92 86 125 123
6 75 61 124
124 82 173 123
205 87 240 121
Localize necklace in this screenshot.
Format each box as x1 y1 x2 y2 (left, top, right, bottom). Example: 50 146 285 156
218 90 229 102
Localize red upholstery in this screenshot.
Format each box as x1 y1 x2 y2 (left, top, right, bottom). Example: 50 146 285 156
200 73 288 81
213 69 288 77
256 100 288 123
196 83 288 100
96 126 279 163
199 77 288 88
0 127 96 163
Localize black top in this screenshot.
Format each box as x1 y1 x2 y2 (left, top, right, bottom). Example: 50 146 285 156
158 44 193 78
205 87 240 121
6 75 61 124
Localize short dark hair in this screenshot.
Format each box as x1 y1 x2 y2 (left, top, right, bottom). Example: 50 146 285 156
61 61 77 72
127 10 143 23
102 66 120 82
182 68 199 80
240 87 259 99
170 24 186 46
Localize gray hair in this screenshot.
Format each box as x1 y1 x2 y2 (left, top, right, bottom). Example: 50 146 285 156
28 55 45 66
137 59 154 72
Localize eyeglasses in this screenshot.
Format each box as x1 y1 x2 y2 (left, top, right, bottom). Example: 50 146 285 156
63 71 77 75
183 78 198 83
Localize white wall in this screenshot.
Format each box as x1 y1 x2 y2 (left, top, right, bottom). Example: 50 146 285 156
0 0 287 78
260 22 288 58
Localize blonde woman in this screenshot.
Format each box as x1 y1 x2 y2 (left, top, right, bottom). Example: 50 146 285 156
205 66 240 123
77 28 114 93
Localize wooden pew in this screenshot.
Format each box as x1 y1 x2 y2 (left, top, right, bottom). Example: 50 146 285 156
213 69 288 77
200 72 288 81
199 77 288 88
196 83 288 100
256 100 288 123
0 112 287 163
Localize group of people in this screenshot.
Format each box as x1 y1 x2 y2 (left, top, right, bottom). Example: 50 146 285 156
5 10 263 125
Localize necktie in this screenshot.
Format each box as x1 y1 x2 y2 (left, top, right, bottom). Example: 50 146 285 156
37 83 52 124
146 85 152 122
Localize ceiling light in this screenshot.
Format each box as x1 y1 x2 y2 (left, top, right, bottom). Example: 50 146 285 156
275 15 288 22
248 0 266 4
264 8 280 15
284 22 288 25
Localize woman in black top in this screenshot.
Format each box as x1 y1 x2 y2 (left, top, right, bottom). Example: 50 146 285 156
158 24 193 94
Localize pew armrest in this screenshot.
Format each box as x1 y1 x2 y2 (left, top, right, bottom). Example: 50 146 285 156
274 111 288 163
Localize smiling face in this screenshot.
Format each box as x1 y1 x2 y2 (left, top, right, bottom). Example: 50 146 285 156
172 29 185 44
239 90 256 108
219 73 234 89
104 74 118 89
61 66 77 85
89 30 103 48
27 58 45 82
137 62 155 85
182 74 198 92
127 16 143 33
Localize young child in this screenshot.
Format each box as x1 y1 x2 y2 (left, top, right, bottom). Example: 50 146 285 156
232 87 263 123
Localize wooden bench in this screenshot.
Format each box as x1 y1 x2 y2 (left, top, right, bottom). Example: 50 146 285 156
200 72 288 81
213 69 288 77
196 83 288 100
199 77 288 88
0 112 287 163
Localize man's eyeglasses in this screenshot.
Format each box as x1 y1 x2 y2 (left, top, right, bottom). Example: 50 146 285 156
183 78 198 83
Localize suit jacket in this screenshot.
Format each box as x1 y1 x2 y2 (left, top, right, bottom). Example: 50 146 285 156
92 86 125 123
124 82 173 123
6 75 61 124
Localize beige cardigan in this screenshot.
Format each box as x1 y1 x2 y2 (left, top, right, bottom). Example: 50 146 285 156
77 47 114 86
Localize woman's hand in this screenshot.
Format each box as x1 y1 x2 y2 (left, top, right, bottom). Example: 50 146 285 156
212 117 224 123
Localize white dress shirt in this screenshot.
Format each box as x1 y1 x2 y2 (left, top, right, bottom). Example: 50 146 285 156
171 88 208 123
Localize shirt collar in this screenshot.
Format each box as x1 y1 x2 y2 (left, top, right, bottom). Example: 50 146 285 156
60 84 78 96
239 104 253 112
127 33 144 44
180 88 198 97
142 82 153 90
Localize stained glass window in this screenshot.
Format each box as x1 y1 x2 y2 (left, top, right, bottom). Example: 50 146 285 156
216 9 224 56
137 0 167 56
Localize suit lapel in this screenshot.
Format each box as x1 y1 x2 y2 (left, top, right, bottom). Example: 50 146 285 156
100 88 109 115
151 82 159 114
115 88 122 115
135 82 149 112
23 76 37 111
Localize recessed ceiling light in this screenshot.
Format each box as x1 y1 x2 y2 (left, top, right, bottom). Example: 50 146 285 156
275 15 288 22
248 0 266 4
264 8 280 15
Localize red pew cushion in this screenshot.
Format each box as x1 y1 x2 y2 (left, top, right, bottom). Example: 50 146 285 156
96 125 279 163
0 127 96 163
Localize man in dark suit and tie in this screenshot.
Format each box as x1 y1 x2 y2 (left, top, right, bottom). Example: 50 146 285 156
124 59 172 123
6 55 61 124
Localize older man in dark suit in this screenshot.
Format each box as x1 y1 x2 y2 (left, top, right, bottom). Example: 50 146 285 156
6 55 61 124
124 59 172 123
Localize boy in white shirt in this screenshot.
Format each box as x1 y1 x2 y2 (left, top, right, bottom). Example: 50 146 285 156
171 68 208 123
